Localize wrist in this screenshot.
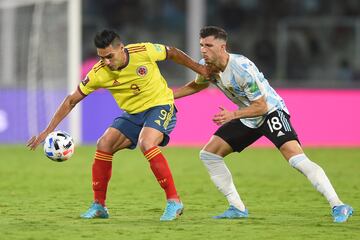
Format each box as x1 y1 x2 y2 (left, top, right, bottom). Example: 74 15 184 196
43 129 53 135
232 111 237 119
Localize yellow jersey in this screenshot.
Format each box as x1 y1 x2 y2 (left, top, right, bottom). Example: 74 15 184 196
78 42 174 114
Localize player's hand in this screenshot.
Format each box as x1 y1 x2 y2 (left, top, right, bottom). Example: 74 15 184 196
212 106 236 125
200 64 219 79
198 65 211 79
26 131 48 150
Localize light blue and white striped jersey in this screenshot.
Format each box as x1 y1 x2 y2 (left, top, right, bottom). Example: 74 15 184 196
196 54 289 128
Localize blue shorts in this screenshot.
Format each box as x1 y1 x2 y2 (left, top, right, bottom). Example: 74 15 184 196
111 104 177 149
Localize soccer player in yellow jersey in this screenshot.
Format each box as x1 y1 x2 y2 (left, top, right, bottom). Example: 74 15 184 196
27 29 212 221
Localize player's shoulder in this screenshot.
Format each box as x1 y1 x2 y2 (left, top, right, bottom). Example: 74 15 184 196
126 42 147 48
230 54 258 72
88 60 113 80
91 60 106 73
125 43 147 54
230 54 249 64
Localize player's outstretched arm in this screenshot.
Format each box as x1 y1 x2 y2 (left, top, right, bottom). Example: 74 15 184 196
26 89 85 150
173 80 209 99
166 46 212 78
234 96 268 118
212 96 268 125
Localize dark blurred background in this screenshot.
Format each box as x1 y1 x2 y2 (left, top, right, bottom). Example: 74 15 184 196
82 0 360 88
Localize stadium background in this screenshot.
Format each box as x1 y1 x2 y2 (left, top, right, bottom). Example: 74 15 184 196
0 2 359 239
0 0 359 146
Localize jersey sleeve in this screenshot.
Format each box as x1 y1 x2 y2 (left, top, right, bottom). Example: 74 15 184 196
78 69 98 96
145 42 167 62
241 71 263 101
194 74 209 84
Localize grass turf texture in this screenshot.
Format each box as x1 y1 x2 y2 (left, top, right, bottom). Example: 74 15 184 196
0 145 359 240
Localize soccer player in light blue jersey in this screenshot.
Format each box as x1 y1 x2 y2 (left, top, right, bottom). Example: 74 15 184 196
173 26 353 223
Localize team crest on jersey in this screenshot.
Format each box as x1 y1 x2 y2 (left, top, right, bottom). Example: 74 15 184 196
136 66 147 77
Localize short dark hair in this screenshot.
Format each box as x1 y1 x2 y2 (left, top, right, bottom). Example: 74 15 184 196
200 26 227 41
94 29 121 48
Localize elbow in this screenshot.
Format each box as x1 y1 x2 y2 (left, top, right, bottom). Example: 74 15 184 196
166 46 177 60
255 96 268 115
254 98 268 115
167 46 185 63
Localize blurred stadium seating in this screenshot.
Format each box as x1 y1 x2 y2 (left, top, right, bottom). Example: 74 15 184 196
81 0 360 88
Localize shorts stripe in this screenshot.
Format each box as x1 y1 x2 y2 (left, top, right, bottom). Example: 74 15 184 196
163 104 174 130
167 119 176 132
278 110 291 131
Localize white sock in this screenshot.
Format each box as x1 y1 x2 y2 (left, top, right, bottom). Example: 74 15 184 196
289 153 343 208
200 150 246 211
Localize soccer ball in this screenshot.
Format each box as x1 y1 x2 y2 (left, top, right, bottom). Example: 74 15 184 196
43 130 75 162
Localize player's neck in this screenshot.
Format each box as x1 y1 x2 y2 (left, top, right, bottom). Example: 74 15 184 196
217 52 229 72
117 49 129 70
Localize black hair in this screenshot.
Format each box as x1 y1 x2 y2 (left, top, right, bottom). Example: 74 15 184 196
94 29 121 48
200 26 227 41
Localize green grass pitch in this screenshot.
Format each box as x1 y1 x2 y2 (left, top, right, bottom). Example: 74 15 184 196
0 145 359 240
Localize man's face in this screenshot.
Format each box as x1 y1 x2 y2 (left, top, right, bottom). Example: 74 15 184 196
97 43 125 70
200 36 226 64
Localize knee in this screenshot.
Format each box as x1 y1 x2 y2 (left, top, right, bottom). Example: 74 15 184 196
138 138 155 152
280 141 304 160
96 135 113 153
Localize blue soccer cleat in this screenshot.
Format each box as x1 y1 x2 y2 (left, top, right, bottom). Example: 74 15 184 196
160 200 184 221
331 204 353 223
213 205 249 219
80 202 109 219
